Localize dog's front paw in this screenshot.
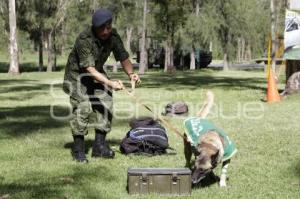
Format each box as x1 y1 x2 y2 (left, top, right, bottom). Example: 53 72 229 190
219 181 226 187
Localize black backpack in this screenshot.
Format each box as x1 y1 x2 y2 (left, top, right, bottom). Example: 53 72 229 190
120 117 169 155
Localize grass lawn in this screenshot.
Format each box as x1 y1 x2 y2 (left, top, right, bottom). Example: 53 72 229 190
0 69 299 199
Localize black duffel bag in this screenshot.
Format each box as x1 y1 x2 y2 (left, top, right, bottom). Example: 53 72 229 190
120 117 169 155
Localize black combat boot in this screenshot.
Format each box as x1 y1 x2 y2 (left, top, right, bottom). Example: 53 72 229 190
72 135 88 163
92 131 115 158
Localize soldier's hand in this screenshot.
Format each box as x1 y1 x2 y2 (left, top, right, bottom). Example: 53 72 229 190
110 80 124 91
129 73 141 85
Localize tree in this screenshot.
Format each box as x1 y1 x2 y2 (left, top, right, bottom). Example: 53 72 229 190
17 0 58 71
187 0 200 70
215 0 235 70
0 1 9 49
207 0 270 70
2 0 274 74
114 0 141 54
153 0 185 72
190 0 199 70
139 0 148 74
16 0 73 72
270 0 277 72
270 0 287 72
178 0 218 70
8 0 19 74
233 0 270 63
46 0 71 72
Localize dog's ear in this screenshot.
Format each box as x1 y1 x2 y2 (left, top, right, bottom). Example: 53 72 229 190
211 150 219 168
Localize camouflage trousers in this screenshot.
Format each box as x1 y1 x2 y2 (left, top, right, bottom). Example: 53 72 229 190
69 89 113 136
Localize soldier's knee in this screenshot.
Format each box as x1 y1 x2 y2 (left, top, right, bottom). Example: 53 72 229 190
77 101 93 115
69 100 92 134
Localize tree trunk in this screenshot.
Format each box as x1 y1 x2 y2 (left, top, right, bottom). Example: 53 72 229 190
8 0 19 75
237 38 241 62
38 30 43 71
191 1 199 70
126 26 133 54
92 0 98 12
139 44 147 74
222 29 231 71
145 47 148 71
170 44 174 69
61 20 66 55
190 46 196 70
164 41 169 72
164 37 175 73
247 44 252 61
271 0 277 72
223 52 229 71
54 51 57 71
47 30 54 72
241 37 245 62
195 0 200 16
180 54 184 70
53 30 57 71
139 0 147 74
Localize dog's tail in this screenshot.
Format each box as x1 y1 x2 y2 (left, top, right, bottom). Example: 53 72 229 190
197 90 214 119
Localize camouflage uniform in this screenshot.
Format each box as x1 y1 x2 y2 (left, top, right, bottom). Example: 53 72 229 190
63 26 129 136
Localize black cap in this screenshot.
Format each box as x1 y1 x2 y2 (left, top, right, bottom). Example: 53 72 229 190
92 9 113 28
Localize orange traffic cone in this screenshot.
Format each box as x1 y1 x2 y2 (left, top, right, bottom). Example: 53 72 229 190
267 69 281 103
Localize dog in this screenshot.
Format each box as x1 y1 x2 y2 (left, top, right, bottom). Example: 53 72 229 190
183 91 237 187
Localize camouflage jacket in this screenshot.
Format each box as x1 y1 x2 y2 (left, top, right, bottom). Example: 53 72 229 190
63 26 129 100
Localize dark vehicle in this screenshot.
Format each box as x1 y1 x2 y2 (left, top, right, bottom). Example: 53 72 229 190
136 48 212 69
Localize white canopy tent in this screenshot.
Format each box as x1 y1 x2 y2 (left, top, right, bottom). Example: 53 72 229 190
284 0 300 60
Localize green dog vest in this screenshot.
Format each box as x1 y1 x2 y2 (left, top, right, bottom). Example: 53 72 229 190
184 117 237 161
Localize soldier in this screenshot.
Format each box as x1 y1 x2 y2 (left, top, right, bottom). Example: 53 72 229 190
63 9 140 163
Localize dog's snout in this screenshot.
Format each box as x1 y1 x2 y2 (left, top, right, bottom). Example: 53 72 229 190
192 177 199 185
191 168 212 185
191 170 202 185
192 175 204 185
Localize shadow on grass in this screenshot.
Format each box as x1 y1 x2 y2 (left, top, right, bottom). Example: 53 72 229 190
295 161 300 179
0 79 37 85
0 96 133 138
0 105 69 138
0 91 46 101
0 166 117 198
0 79 44 100
0 82 62 94
0 182 63 199
139 73 266 91
0 62 65 73
0 81 62 102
